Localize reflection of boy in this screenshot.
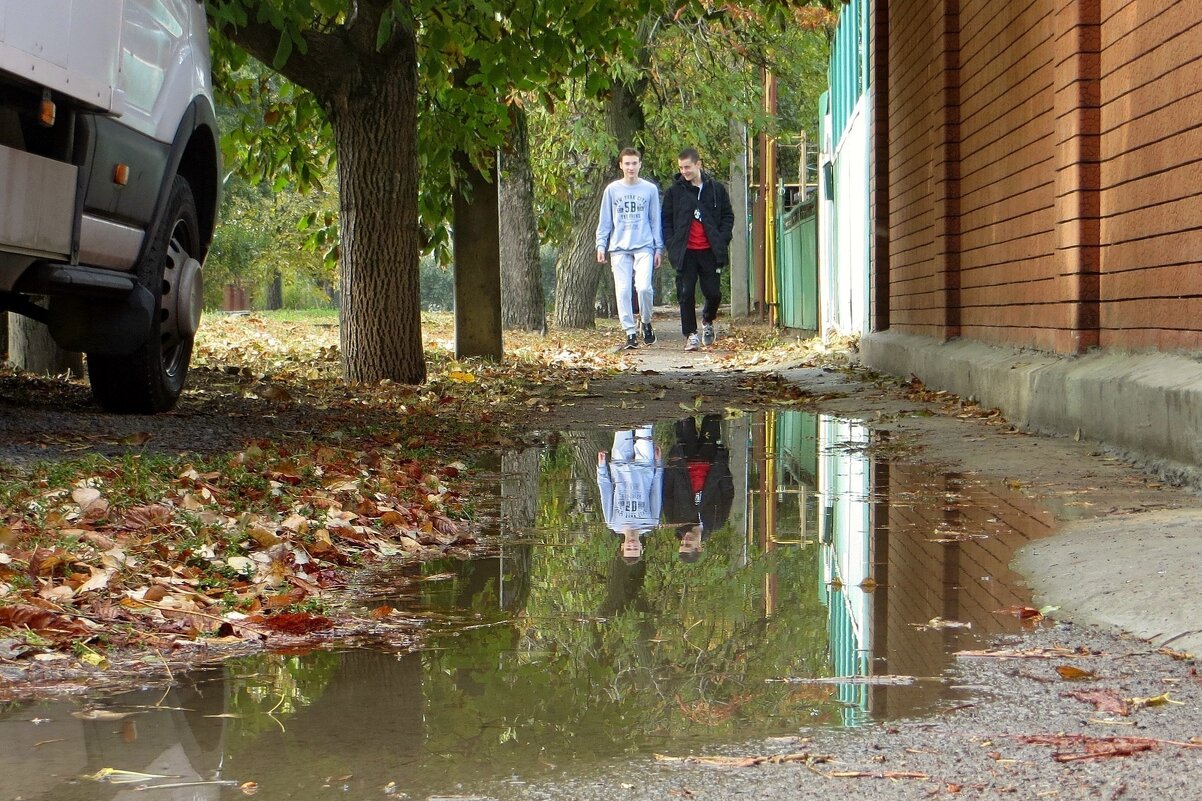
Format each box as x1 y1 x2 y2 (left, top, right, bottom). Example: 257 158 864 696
597 426 663 560
662 415 734 562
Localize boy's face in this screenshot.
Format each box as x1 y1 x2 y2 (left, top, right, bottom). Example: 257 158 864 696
677 157 702 183
678 527 703 556
620 155 642 180
621 528 643 559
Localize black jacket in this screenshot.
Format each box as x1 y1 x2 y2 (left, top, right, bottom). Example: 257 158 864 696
662 416 734 534
662 171 736 269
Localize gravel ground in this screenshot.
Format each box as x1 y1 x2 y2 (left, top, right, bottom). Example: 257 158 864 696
496 625 1202 801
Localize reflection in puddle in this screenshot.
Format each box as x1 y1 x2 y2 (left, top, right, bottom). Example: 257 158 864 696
0 411 1056 799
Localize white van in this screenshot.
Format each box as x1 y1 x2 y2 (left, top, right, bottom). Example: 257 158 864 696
0 0 219 412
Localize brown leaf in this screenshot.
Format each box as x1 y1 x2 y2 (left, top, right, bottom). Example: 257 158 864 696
255 612 334 635
1056 665 1097 681
1064 689 1129 716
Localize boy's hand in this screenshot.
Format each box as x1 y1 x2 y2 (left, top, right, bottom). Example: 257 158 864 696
598 451 607 465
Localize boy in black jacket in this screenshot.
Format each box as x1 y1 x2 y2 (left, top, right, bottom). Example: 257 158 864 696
662 414 734 562
662 148 735 350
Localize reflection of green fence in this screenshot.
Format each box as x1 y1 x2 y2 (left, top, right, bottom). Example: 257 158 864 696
777 195 818 331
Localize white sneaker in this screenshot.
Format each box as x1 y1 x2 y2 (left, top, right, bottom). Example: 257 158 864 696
685 333 700 351
702 323 715 346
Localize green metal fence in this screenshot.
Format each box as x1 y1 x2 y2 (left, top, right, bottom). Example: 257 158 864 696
776 195 818 331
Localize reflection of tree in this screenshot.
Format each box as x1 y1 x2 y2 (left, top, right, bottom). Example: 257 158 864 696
501 448 540 533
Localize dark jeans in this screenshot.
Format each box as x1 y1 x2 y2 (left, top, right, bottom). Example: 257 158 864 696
675 248 722 336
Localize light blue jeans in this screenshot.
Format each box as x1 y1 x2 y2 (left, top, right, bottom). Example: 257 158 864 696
610 249 655 334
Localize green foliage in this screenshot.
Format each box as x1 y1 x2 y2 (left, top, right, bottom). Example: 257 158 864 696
203 174 336 310
528 3 833 249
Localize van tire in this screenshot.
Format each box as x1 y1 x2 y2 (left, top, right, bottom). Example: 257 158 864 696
88 176 199 413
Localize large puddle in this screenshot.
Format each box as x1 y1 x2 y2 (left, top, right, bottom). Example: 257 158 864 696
0 410 1057 799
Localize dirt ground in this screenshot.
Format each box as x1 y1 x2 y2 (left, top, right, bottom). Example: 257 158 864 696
3 316 1202 799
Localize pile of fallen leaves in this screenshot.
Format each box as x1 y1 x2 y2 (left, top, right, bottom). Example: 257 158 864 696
0 434 475 664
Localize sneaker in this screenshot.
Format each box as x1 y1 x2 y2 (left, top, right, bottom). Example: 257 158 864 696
642 323 656 345
625 333 639 350
702 323 716 346
685 333 700 351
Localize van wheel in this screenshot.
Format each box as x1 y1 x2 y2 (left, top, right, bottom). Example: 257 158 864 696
88 177 202 414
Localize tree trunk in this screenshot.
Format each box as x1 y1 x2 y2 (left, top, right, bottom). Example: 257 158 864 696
264 271 283 310
499 105 546 332
324 35 425 384
452 151 503 360
552 75 648 330
8 307 82 377
552 171 608 329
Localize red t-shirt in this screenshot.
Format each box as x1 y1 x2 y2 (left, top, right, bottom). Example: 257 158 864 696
687 459 712 493
687 219 710 250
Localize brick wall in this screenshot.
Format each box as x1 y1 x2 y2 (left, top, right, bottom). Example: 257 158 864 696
885 4 940 336
1098 1 1202 351
879 0 1202 355
958 0 1059 348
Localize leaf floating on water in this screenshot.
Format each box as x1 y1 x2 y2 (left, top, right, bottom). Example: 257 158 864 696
996 605 1043 620
72 709 137 721
82 767 177 783
769 674 919 686
913 616 971 631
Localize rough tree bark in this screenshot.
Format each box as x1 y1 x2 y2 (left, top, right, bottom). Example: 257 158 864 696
216 6 425 384
264 271 283 310
552 172 609 329
328 51 424 382
552 52 649 330
453 151 503 360
7 307 82 377
499 105 546 332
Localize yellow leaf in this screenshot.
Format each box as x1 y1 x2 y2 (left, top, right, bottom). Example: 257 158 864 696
448 370 476 383
119 431 153 446
80 651 108 668
1126 692 1182 709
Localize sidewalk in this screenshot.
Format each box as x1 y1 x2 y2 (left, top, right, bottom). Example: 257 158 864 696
859 331 1202 655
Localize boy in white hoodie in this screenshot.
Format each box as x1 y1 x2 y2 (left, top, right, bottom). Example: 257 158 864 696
596 148 664 349
597 425 663 559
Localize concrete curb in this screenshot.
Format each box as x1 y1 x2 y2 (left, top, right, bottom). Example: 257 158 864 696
862 331 1202 481
1014 510 1202 656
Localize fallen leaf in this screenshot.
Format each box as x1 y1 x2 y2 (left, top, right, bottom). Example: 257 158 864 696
1055 665 1097 681
1065 689 1129 716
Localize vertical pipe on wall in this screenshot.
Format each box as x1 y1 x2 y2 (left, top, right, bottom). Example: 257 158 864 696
932 0 961 340
1052 0 1101 353
729 121 750 317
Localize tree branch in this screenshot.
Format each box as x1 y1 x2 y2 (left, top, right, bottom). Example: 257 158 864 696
213 12 354 98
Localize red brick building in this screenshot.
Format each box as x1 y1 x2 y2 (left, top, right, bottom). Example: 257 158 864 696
854 1 1202 470
870 0 1202 352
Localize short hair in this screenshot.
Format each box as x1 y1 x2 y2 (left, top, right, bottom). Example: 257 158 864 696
619 147 641 160
678 147 701 163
